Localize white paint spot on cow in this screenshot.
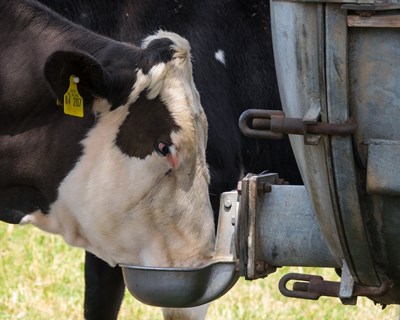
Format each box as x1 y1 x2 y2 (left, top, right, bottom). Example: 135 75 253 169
215 49 226 66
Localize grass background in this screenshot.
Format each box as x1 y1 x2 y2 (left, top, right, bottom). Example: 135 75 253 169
0 223 398 319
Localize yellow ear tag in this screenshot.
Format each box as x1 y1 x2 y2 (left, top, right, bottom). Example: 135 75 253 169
63 75 84 117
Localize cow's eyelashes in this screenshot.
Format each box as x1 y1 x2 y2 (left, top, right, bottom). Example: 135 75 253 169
156 142 172 156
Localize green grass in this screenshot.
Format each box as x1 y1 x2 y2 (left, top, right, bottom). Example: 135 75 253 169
0 223 398 319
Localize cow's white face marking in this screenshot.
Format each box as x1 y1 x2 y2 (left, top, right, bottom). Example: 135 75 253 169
215 49 226 66
23 31 215 269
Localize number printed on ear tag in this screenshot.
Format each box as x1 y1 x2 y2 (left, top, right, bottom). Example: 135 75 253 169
64 75 84 117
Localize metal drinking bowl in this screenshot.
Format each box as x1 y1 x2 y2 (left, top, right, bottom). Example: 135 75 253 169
121 191 240 308
120 259 239 308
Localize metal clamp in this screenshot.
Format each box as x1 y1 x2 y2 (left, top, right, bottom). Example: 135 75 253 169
238 110 285 139
238 109 357 140
237 173 279 279
279 272 392 303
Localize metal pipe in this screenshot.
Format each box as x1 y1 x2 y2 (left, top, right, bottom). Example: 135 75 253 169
254 185 339 268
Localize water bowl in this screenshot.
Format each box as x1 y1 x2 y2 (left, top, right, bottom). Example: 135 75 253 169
121 259 238 308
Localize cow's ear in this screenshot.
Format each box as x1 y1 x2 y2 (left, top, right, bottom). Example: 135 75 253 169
44 50 107 103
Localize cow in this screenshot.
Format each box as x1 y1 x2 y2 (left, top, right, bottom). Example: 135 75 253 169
2 0 303 319
37 0 303 319
0 0 218 319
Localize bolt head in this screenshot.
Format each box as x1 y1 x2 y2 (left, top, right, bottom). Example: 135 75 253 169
224 200 232 209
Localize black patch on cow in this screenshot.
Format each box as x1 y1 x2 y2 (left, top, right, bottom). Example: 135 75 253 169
116 94 180 159
84 251 125 320
0 187 49 224
139 38 174 74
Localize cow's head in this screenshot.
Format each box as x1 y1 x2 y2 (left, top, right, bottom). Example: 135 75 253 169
22 31 215 267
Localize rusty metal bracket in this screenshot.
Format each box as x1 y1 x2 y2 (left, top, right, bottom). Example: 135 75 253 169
279 272 392 303
237 172 279 279
238 109 357 140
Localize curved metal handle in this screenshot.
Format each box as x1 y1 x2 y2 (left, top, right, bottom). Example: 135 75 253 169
239 109 357 140
238 109 285 139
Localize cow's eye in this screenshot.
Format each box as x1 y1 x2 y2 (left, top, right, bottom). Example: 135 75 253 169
156 142 171 156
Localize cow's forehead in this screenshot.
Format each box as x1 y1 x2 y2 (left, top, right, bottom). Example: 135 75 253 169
140 31 202 116
114 31 203 159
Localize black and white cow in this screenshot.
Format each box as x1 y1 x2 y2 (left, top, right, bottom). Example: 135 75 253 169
49 2 303 317
1 0 302 319
0 0 218 319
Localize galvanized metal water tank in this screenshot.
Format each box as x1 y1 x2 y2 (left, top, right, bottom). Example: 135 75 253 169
269 0 400 305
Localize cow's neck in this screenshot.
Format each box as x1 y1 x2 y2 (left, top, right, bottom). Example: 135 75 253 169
0 1 130 223
0 110 96 222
